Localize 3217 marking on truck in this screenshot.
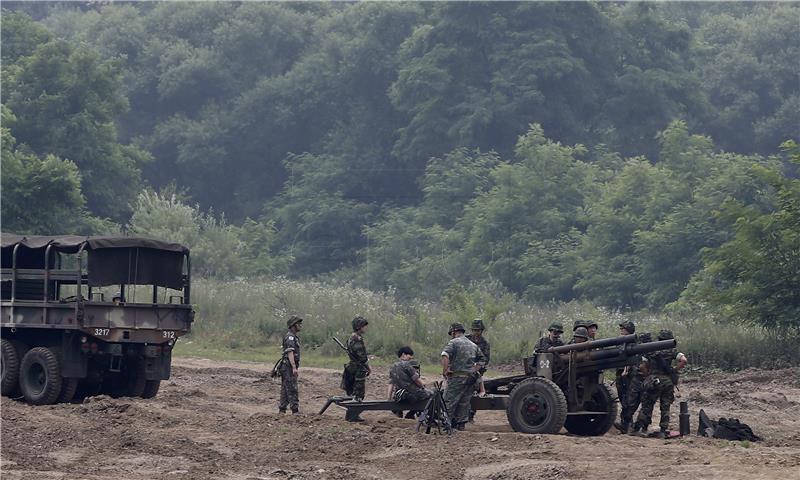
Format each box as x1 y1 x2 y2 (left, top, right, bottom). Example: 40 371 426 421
94 328 110 337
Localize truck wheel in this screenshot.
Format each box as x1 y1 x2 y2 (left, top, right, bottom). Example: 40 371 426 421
564 383 617 436
1 339 20 396
19 347 63 405
506 377 567 434
125 360 147 397
58 378 79 403
141 380 161 399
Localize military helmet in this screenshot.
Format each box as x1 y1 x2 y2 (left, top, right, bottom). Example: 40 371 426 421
471 319 486 331
409 359 421 371
573 326 590 339
657 329 674 341
572 320 587 331
548 322 564 333
638 332 652 343
619 320 636 334
585 320 599 329
352 316 369 331
287 315 303 329
448 322 466 335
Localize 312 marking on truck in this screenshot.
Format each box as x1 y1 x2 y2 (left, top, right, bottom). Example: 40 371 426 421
163 331 176 339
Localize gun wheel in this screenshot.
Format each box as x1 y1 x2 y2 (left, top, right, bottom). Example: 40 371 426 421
564 382 617 436
506 377 567 434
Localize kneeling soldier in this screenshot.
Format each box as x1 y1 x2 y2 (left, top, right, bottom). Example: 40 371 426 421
388 346 431 418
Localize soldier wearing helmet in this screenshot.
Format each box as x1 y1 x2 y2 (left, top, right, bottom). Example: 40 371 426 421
570 326 590 344
614 320 637 432
343 316 371 421
631 329 687 438
466 319 490 421
534 322 565 353
278 315 303 414
441 322 486 430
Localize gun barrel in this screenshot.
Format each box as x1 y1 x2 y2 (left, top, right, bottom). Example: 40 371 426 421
548 334 637 353
558 338 678 365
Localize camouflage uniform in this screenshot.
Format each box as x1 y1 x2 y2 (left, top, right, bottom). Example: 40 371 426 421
442 334 486 428
534 335 564 352
345 332 369 400
466 332 490 421
634 349 677 433
390 360 431 404
278 330 300 413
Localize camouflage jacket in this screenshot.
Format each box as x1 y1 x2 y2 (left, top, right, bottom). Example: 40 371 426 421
390 360 421 390
442 335 486 374
534 336 564 353
282 331 301 367
466 334 491 366
346 333 369 366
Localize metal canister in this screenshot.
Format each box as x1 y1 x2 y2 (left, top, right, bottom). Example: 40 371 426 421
679 401 690 435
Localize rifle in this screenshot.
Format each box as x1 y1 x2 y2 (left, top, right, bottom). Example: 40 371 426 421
270 357 285 378
332 336 370 379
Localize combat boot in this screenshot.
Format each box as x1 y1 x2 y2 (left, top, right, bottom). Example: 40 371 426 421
278 408 287 414
614 421 630 434
456 423 466 431
654 430 667 439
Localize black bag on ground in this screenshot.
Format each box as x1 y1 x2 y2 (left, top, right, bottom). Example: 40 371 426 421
697 409 761 441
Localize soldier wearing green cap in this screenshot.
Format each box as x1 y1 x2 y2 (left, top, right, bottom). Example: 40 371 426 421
278 315 303 414
534 322 565 352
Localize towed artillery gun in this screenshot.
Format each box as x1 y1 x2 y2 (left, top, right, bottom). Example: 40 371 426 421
321 333 675 436
479 334 676 435
1 234 194 404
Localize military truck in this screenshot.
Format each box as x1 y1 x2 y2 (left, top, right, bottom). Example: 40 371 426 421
1 234 194 404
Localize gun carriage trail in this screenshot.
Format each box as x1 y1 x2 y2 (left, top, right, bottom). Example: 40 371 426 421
2 358 799 480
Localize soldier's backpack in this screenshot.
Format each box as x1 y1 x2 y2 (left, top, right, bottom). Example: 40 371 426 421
698 409 761 441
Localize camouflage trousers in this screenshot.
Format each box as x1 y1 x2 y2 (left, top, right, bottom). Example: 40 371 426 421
278 364 299 412
345 362 368 401
621 375 645 426
635 375 674 432
444 375 474 425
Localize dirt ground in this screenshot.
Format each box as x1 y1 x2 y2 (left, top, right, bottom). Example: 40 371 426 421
2 358 799 480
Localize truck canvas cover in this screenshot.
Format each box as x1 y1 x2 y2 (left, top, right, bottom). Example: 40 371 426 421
1 234 188 289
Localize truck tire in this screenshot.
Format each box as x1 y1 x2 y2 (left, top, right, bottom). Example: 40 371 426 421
125 360 147 397
141 380 161 399
506 377 567 434
58 378 79 403
564 383 617 436
1 339 20 396
19 347 63 405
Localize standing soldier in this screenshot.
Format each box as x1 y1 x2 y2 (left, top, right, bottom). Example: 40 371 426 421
278 315 303 414
631 330 688 438
534 323 565 352
344 316 370 422
441 323 486 431
466 319 490 421
613 321 636 432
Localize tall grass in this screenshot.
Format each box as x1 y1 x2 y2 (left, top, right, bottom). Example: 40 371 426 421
186 278 799 369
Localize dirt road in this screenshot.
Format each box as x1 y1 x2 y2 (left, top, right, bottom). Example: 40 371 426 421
2 358 799 479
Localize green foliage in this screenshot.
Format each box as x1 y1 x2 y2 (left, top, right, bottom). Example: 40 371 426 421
680 141 800 332
2 10 147 220
128 191 290 279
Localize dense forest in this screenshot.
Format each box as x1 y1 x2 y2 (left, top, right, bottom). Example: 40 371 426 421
1 2 798 332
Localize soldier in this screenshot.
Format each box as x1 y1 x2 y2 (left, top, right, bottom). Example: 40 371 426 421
278 315 303 414
534 322 565 352
387 346 431 419
441 322 486 431
631 330 688 438
569 326 590 344
585 321 599 340
466 319 490 421
613 320 636 432
344 316 370 422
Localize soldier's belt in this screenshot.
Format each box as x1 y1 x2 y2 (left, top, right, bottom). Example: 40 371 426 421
450 371 473 377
